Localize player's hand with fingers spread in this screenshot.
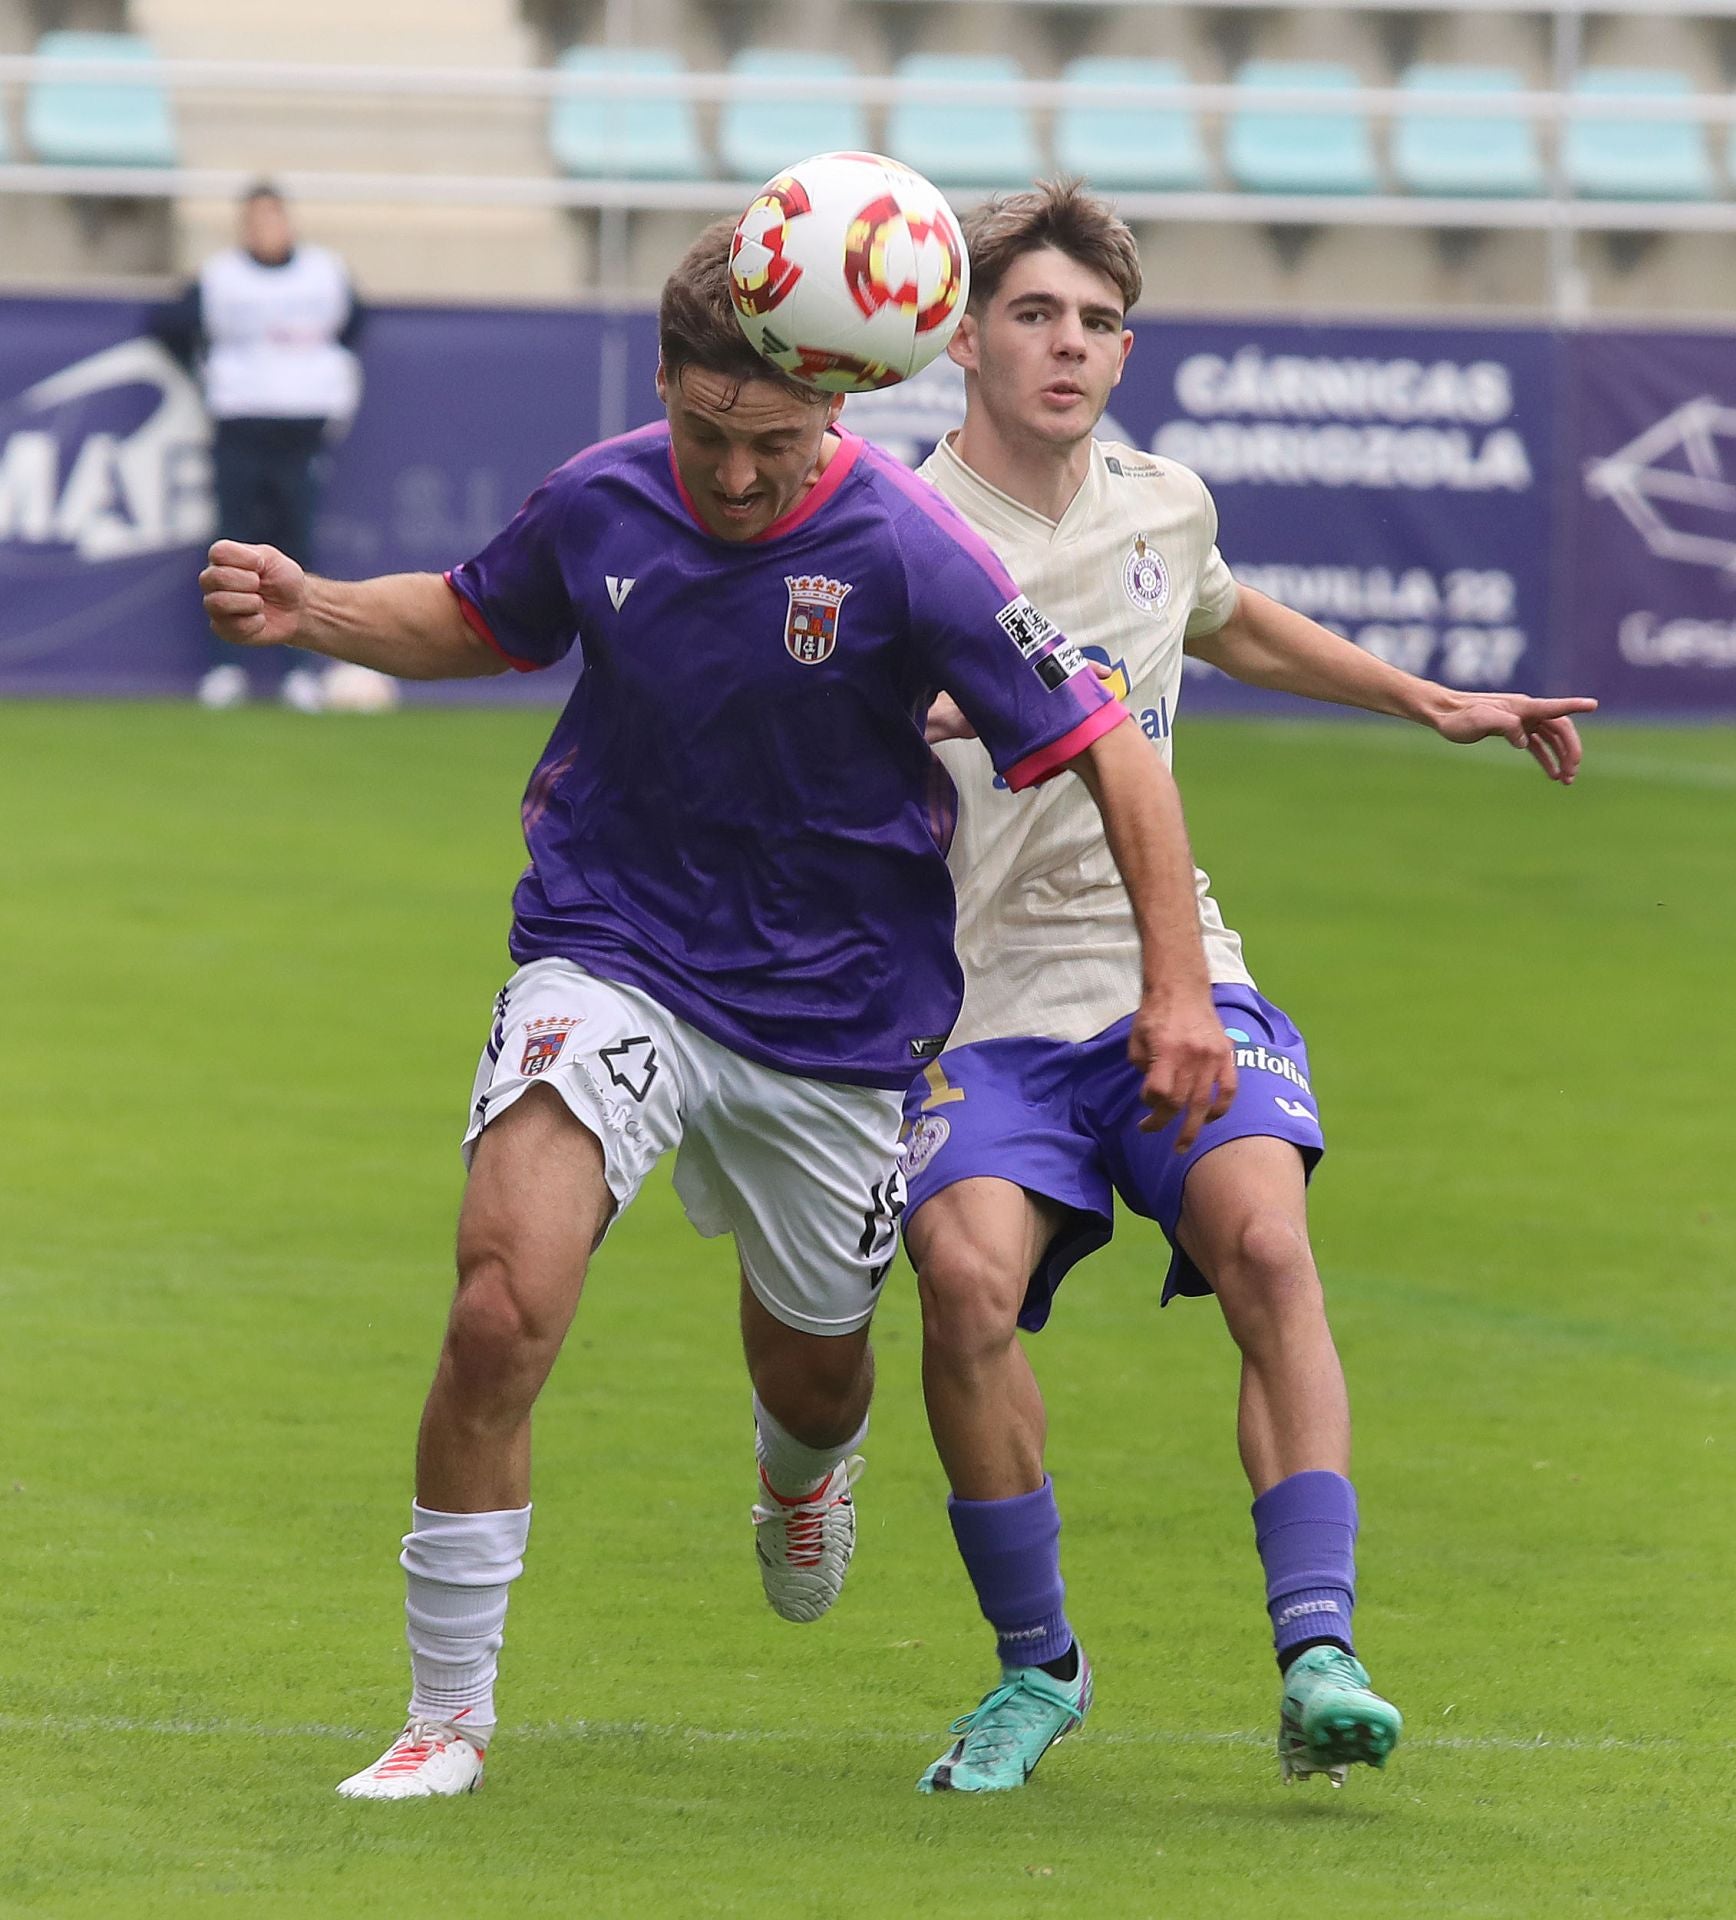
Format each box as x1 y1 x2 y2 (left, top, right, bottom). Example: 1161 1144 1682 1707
200 539 308 649
1127 984 1237 1151
1433 690 1598 786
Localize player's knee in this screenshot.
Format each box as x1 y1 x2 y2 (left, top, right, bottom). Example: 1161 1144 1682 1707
1214 1212 1322 1328
444 1252 555 1396
753 1336 872 1444
916 1244 1025 1368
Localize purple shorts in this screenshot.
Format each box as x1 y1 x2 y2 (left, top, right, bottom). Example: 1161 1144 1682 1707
899 984 1325 1331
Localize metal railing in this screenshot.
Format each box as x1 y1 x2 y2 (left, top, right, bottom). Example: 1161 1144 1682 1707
1 51 1733 313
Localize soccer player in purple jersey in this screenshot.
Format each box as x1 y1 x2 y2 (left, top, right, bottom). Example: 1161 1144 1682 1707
199 215 1237 1800
904 182 1598 1794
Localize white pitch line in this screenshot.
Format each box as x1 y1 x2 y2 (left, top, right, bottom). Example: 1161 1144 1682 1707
1279 722 1736 791
0 1711 1722 1757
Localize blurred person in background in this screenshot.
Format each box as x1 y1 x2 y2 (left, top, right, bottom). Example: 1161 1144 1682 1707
154 181 384 712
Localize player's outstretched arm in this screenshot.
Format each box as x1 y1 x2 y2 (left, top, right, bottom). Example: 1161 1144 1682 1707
1070 717 1236 1149
1187 585 1596 784
200 541 507 680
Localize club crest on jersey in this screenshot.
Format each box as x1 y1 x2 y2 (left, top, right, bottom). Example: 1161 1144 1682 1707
1124 535 1170 614
520 1015 580 1077
900 1113 952 1177
783 574 852 663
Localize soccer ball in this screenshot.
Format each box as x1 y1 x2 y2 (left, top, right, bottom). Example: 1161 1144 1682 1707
728 151 970 394
320 662 400 714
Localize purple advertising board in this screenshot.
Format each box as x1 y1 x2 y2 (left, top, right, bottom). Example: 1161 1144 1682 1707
846 321 1558 715
1560 330 1736 718
0 291 1730 715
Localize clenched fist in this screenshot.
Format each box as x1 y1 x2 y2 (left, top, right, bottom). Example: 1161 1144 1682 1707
200 540 308 648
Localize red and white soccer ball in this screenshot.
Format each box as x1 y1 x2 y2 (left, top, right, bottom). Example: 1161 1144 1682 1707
728 151 970 394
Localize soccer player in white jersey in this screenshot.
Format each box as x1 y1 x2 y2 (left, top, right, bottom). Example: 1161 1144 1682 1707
199 216 1236 1800
904 181 1597 1794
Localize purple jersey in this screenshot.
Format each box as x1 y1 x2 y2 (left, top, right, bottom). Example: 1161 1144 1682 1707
446 424 1121 1090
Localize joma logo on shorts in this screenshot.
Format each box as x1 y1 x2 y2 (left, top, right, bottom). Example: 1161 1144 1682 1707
1234 1044 1311 1096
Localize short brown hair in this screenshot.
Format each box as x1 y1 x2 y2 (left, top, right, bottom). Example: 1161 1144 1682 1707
962 178 1142 314
658 216 824 405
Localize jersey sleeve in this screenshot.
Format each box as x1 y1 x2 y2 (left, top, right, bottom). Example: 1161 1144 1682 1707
1184 475 1240 639
445 469 583 672
887 480 1125 793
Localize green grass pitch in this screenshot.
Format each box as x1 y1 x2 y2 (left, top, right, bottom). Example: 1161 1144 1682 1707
1 702 1731 1918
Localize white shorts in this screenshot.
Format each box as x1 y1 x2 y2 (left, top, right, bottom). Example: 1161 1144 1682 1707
463 958 907 1336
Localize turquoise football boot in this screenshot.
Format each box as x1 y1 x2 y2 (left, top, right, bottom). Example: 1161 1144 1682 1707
918 1651 1093 1793
1278 1646 1403 1786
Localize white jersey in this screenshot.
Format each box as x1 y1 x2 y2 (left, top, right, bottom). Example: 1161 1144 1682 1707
920 433 1254 1050
198 245 360 422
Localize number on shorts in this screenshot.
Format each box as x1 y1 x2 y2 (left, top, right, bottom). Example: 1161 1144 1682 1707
859 1170 909 1290
920 1061 966 1111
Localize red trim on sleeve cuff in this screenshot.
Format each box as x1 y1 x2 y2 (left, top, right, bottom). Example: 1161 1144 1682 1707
444 570 540 673
1003 701 1129 793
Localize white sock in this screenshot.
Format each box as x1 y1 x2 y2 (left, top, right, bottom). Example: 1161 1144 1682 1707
753 1393 867 1498
399 1502 531 1740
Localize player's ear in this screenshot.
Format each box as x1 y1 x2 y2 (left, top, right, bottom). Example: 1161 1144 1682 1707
1112 328 1133 387
947 312 979 372
654 357 669 404
824 392 845 426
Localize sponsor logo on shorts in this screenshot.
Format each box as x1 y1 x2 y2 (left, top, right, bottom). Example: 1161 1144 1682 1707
908 1032 947 1061
1233 1042 1311 1097
575 1061 648 1145
900 1112 951 1177
600 1034 659 1103
520 1015 581 1076
1123 535 1170 614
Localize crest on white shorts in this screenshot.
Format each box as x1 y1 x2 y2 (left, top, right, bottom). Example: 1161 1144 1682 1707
784 574 852 664
900 1112 952 1177
1123 535 1170 614
521 1015 580 1076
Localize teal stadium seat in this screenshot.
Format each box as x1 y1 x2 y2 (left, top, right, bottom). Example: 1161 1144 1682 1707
25 32 177 168
548 46 706 181
1055 58 1210 192
719 50 868 183
1393 66 1544 196
886 54 1041 189
1226 61 1377 195
1565 68 1713 199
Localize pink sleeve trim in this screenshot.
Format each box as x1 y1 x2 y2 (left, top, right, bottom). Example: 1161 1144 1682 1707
1003 701 1129 793
444 571 540 673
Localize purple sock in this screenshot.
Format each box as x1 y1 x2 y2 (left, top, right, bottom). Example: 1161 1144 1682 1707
948 1477 1073 1671
1252 1469 1358 1663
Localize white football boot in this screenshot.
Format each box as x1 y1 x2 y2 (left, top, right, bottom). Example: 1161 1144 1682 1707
336 1717 487 1799
751 1455 864 1622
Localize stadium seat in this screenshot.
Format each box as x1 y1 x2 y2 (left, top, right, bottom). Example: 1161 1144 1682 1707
886 54 1041 189
1564 69 1714 200
1393 66 1545 197
1055 58 1210 193
24 32 177 169
719 50 868 184
548 46 706 181
1225 62 1378 196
